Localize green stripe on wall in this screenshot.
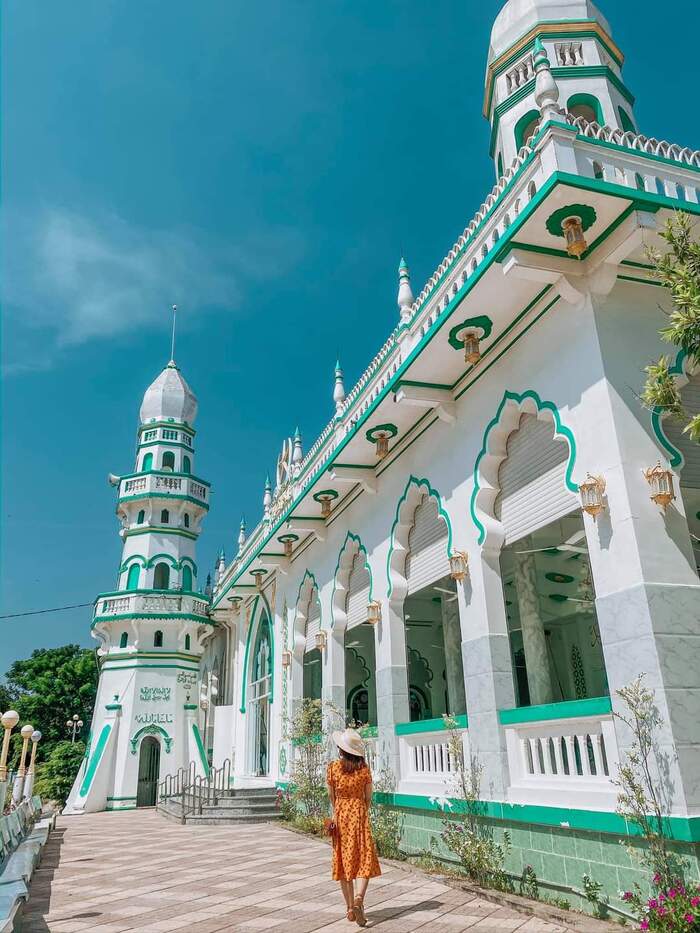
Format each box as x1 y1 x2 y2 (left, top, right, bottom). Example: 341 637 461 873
499 696 612 724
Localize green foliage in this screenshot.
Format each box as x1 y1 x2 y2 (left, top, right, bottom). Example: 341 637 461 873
34 740 86 805
519 864 539 899
642 212 700 442
4 645 97 764
285 698 328 832
369 766 404 859
582 873 609 919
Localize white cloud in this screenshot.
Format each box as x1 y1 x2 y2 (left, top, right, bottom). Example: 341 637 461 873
2 206 303 371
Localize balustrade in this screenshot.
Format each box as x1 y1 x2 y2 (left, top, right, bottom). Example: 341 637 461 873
555 41 583 65
95 592 209 621
398 725 468 797
505 54 534 93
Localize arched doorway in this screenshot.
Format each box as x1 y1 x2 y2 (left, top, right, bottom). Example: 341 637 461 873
248 614 272 775
136 736 160 807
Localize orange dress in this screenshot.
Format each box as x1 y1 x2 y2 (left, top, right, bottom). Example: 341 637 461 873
327 760 381 881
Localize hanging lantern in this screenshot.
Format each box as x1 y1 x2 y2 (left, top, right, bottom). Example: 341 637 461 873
578 473 606 518
278 533 297 557
321 496 332 517
562 215 587 258
463 333 481 365
366 600 382 625
281 650 292 669
227 595 242 614
643 462 676 510
251 569 266 591
315 630 327 651
375 432 389 459
313 489 338 518
449 551 469 582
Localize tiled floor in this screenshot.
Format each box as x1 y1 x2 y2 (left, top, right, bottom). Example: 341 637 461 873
22 810 574 931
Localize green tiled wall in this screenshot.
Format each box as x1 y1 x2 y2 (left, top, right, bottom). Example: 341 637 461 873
391 804 700 916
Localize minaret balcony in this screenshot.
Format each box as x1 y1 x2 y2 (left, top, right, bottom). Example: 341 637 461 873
118 472 209 509
93 589 211 624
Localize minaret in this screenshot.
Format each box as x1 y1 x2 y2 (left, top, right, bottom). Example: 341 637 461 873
65 357 212 814
333 361 346 414
397 257 414 323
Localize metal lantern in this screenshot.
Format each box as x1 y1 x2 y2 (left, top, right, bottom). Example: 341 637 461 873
366 600 382 625
562 215 587 258
252 569 266 591
643 462 676 510
463 332 481 365
375 433 389 460
281 649 292 668
315 630 327 651
283 539 293 557
320 496 332 517
449 551 469 582
579 473 606 518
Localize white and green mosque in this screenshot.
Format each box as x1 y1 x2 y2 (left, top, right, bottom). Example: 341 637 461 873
67 0 700 907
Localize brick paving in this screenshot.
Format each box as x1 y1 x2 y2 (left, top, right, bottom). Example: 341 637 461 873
22 810 575 932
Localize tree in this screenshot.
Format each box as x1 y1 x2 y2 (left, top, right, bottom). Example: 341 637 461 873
5 645 97 763
642 212 700 441
34 740 86 806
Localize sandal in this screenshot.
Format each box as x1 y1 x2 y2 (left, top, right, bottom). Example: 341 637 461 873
353 897 367 927
346 907 356 922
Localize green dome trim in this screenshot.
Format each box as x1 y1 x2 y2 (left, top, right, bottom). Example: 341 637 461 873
545 203 597 238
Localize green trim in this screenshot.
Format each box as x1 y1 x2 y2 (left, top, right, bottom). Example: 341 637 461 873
104 703 122 711
93 613 211 627
330 532 374 628
184 703 198 710
650 348 689 468
100 663 201 672
106 796 136 801
395 714 468 735
192 723 210 777
365 422 398 443
130 724 173 754
137 440 195 453
312 489 338 502
545 203 597 238
498 696 612 725
124 526 198 541
566 92 603 126
138 419 195 437
105 651 200 662
118 492 209 510
618 274 664 287
119 469 209 487
239 596 259 713
470 389 578 545
373 792 700 842
79 723 111 797
386 476 454 599
514 108 540 153
106 805 137 811
447 315 493 351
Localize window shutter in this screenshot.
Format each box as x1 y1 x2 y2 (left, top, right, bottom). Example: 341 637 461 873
405 495 449 594
496 414 577 544
346 552 371 629
664 376 700 489
305 592 321 653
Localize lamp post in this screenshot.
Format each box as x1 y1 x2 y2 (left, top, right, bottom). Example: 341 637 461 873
12 724 35 806
0 711 19 809
66 714 83 744
199 672 219 764
22 731 42 801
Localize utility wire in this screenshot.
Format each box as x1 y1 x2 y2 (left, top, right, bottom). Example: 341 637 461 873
0 602 93 620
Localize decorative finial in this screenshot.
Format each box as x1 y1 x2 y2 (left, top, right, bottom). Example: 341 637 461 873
292 427 303 466
238 518 247 551
533 38 562 123
333 361 346 414
263 474 273 513
397 257 414 322
169 304 178 367
215 548 226 585
204 572 213 598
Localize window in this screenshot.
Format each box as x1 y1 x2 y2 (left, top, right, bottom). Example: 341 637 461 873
142 452 153 472
153 563 170 589
163 429 178 440
137 510 145 524
566 93 603 126
592 161 604 180
126 564 140 591
119 632 128 649
527 181 537 200
182 565 193 591
161 451 175 471
185 634 191 651
183 434 192 447
154 630 164 648
182 455 191 474
143 430 157 441
514 109 539 151
635 172 645 191
161 509 169 524
497 152 504 178
183 513 190 528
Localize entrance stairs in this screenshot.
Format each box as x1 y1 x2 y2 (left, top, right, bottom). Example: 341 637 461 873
156 760 281 826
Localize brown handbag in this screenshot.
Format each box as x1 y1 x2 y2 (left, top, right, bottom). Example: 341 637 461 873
323 818 338 840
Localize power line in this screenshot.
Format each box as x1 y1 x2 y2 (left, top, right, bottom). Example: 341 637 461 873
0 602 93 620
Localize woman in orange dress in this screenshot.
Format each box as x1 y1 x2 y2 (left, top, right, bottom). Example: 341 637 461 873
327 728 381 927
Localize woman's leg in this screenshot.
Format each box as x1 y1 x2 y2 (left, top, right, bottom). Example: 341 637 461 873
340 879 355 910
356 877 369 901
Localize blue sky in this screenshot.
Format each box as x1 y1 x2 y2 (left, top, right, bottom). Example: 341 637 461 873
1 0 697 673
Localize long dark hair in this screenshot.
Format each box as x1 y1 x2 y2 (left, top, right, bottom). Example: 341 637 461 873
339 746 367 774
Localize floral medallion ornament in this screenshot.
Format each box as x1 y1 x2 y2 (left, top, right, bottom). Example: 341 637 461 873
279 744 287 776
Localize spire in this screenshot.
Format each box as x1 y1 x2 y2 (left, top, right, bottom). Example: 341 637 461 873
204 572 213 598
169 304 177 366
263 474 272 515
292 427 303 466
397 257 414 322
533 38 562 123
238 518 247 552
215 548 226 585
333 361 346 414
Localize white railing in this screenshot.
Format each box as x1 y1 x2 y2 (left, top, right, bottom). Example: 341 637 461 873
505 54 534 93
504 711 620 809
554 41 583 66
94 592 210 621
123 477 147 493
398 726 469 797
119 473 208 504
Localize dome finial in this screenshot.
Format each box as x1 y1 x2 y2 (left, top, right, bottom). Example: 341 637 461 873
333 360 346 414
292 427 303 466
533 38 563 122
238 517 247 551
263 474 272 514
169 304 178 367
397 257 414 322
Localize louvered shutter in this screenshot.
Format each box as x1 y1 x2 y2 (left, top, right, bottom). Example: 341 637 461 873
495 414 577 544
664 377 700 488
405 495 449 594
305 592 321 653
346 552 371 629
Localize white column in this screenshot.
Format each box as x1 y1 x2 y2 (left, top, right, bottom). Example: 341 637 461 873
513 546 553 706
442 595 466 714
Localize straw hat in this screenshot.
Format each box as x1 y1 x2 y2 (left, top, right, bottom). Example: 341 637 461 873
332 727 365 758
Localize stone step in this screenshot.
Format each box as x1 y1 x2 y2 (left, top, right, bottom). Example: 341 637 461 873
208 795 278 810
200 802 279 817
184 811 282 825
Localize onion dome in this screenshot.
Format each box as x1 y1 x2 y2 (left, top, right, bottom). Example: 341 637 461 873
488 0 611 64
139 362 198 425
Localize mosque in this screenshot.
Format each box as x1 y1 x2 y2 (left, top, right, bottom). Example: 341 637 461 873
66 0 700 905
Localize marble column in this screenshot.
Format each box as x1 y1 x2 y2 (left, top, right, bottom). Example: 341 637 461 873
374 600 410 777
513 545 553 706
442 595 467 714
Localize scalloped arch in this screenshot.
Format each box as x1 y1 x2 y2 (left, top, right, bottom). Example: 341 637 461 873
331 532 374 632
129 724 173 755
470 390 578 547
293 570 321 656
119 554 148 572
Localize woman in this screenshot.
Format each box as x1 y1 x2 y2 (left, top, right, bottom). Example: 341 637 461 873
327 727 381 926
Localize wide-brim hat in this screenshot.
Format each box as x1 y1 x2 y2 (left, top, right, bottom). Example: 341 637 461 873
332 728 365 758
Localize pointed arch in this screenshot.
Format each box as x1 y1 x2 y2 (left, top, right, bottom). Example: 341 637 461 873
470 389 577 547
331 532 374 633
386 476 454 603
119 554 148 573
239 595 275 712
293 570 321 657
146 553 179 569
129 724 173 755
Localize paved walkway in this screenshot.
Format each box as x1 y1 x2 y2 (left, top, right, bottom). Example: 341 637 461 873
23 810 574 932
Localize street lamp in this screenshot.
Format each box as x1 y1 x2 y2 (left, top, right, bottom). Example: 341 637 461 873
22 731 42 801
66 714 84 743
12 724 34 806
0 711 19 807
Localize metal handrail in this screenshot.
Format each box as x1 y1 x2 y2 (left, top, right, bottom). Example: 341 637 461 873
158 759 233 821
